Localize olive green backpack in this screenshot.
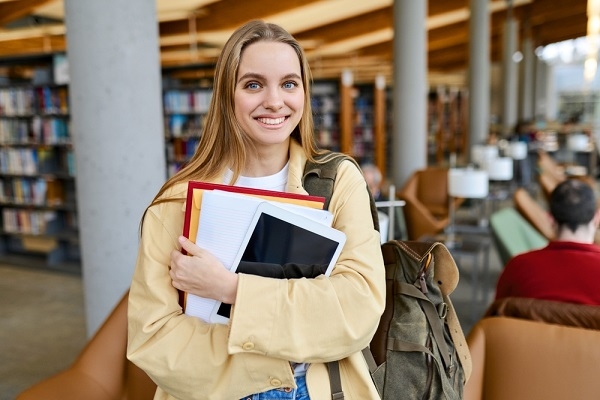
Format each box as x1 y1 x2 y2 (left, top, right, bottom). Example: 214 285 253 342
302 152 472 400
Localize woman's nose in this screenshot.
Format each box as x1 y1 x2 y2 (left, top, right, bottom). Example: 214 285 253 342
263 87 284 110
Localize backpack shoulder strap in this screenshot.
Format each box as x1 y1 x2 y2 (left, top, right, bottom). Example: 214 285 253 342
302 151 380 232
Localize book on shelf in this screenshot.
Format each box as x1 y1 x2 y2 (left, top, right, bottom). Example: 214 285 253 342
180 181 347 324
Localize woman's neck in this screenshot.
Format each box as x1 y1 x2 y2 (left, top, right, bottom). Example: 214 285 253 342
243 144 289 177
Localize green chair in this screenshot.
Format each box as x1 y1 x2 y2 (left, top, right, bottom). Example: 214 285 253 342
489 208 548 266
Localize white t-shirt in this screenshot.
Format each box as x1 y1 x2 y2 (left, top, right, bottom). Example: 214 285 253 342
222 162 288 192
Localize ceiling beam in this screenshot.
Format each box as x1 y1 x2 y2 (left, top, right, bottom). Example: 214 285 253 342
294 8 392 45
159 0 323 36
0 0 56 26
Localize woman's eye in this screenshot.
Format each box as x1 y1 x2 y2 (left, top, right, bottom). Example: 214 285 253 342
245 82 261 90
283 81 298 89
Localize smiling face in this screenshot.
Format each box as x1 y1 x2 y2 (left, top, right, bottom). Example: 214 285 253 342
234 40 304 154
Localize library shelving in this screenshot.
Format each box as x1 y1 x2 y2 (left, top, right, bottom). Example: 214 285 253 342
163 86 212 177
337 78 388 173
427 86 468 165
312 80 341 152
351 84 375 166
0 82 79 273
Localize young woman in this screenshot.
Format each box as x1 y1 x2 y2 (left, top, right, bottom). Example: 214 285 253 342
127 20 385 400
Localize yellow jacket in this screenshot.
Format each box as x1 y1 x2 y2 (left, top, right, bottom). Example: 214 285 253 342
127 140 385 399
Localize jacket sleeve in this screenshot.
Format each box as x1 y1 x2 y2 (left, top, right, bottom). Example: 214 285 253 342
126 198 294 400
228 160 386 363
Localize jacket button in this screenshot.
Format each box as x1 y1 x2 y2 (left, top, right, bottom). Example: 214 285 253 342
270 378 282 387
242 342 254 350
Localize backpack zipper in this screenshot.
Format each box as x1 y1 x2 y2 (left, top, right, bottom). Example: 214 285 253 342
415 253 432 294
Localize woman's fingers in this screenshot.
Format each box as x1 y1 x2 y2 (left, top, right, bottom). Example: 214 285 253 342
178 235 200 256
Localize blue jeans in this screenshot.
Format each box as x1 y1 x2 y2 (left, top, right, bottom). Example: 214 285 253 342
240 376 310 400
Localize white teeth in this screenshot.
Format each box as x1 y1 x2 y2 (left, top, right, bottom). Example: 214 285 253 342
257 117 285 125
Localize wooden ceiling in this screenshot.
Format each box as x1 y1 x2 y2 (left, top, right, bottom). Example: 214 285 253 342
0 0 589 85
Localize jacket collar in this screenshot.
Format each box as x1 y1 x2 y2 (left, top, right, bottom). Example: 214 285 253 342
286 139 309 196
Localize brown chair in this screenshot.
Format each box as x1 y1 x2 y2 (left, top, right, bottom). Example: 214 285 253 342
398 167 459 240
17 292 156 400
537 149 566 182
513 187 555 240
537 170 562 202
464 316 600 400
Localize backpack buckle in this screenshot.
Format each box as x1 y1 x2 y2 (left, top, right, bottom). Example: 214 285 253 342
437 302 448 319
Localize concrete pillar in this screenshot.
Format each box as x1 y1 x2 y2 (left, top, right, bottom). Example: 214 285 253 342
468 0 491 153
545 63 557 121
534 56 548 121
501 16 519 136
392 0 427 187
64 0 166 336
520 37 535 122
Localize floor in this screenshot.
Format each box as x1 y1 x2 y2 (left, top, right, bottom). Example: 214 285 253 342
0 217 504 400
0 264 87 400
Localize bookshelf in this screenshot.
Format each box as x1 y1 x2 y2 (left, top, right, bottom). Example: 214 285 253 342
163 86 212 177
351 84 375 166
312 80 341 152
427 86 468 165
0 82 79 273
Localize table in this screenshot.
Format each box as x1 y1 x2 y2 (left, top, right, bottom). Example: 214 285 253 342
375 199 406 242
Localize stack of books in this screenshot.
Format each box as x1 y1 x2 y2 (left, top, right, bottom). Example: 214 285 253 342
180 181 347 324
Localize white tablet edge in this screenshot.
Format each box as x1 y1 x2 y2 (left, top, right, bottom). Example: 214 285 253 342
209 201 347 325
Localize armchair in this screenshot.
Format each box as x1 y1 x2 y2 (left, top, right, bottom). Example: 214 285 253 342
398 167 460 240
488 208 547 266
484 296 600 330
17 291 156 400
464 316 600 400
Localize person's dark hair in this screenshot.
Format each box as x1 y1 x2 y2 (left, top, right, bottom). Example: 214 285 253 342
549 179 597 233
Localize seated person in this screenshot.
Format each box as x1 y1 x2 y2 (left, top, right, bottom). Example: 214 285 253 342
495 178 600 305
361 163 407 240
361 162 384 201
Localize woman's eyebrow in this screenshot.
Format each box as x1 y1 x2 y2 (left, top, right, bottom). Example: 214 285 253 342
237 72 264 83
237 72 301 83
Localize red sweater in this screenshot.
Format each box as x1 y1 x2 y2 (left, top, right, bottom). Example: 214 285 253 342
495 241 600 305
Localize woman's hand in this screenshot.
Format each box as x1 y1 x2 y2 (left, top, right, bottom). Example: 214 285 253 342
170 236 239 304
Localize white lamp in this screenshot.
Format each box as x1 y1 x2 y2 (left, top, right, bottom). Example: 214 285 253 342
507 141 528 187
471 144 499 168
507 141 527 160
446 168 489 246
487 157 513 181
568 134 590 151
